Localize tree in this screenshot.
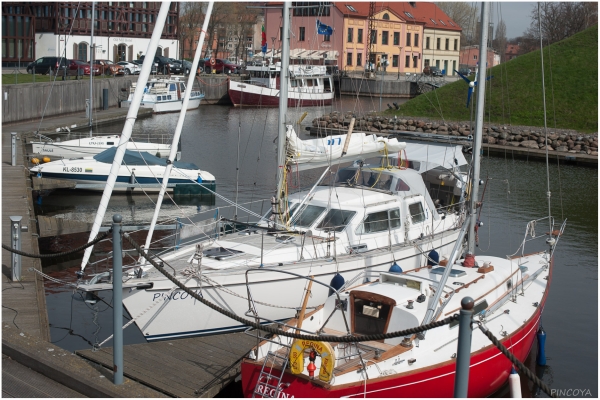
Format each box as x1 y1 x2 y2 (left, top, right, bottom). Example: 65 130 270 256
525 2 598 45
493 20 507 62
435 2 479 45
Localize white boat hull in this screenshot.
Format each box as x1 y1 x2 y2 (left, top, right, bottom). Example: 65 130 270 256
122 97 202 113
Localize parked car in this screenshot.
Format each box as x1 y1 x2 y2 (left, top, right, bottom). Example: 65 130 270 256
167 58 184 74
26 57 68 75
423 65 443 77
132 59 157 74
117 61 141 75
139 55 180 74
203 58 241 74
179 59 193 75
89 59 125 76
65 60 100 78
458 67 472 76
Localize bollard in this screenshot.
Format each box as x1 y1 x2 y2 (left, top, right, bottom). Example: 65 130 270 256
103 88 109 110
454 296 474 397
10 216 22 281
112 214 124 385
11 132 17 166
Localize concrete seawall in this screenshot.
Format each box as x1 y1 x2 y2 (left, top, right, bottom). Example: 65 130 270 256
2 74 237 124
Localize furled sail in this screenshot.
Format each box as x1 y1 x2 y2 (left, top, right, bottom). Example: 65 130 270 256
286 126 406 171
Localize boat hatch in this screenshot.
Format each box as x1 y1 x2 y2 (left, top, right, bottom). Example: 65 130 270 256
351 291 395 336
430 267 466 277
203 247 244 260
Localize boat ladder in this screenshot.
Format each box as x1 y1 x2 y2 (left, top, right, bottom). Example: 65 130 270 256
252 350 290 398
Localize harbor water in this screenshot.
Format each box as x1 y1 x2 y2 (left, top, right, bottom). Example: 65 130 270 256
40 97 597 397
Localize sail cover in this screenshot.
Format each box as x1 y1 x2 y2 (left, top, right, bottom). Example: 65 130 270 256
93 147 198 170
391 142 468 173
286 126 406 171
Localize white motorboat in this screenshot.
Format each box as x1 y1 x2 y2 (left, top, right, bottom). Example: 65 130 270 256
29 147 215 193
121 77 204 113
30 135 174 160
229 63 334 107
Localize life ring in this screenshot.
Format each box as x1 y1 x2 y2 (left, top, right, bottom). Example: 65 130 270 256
289 339 335 382
210 58 216 66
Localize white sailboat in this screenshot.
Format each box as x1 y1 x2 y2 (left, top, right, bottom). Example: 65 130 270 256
77 3 470 341
240 3 564 398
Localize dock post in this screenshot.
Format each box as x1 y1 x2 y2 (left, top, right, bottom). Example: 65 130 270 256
11 132 17 166
112 214 124 385
10 216 22 281
454 296 474 397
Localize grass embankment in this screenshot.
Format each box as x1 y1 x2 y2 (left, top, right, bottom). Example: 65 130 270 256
389 25 598 133
1 73 126 85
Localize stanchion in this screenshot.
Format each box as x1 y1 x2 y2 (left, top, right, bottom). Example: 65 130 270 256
11 132 17 166
10 216 22 281
454 296 474 397
112 214 124 385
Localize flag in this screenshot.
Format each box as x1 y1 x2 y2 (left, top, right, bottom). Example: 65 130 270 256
261 25 267 54
316 20 333 36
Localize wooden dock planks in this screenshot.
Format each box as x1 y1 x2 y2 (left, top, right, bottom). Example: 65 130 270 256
77 331 257 398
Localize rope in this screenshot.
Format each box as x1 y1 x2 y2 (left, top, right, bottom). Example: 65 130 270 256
124 232 458 342
2 230 112 258
478 324 556 398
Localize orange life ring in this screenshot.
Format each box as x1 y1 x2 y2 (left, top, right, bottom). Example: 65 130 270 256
210 58 216 66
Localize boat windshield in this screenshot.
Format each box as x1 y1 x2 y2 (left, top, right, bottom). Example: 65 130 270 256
315 209 356 232
334 168 394 191
290 204 326 227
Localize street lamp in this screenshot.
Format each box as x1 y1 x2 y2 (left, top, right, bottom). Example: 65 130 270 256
397 46 403 80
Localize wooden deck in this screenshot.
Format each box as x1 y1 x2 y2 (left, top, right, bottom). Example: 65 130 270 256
1 129 50 341
77 332 259 398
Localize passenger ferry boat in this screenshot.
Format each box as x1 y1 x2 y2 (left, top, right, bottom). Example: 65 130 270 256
228 62 334 107
122 77 204 114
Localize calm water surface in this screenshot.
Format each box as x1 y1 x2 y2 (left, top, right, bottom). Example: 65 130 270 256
41 97 597 397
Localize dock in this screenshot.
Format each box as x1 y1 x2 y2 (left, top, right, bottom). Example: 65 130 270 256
2 114 257 398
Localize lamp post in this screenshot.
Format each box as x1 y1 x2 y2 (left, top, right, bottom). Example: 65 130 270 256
397 46 403 80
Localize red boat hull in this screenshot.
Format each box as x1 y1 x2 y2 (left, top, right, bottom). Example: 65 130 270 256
228 88 333 108
241 263 553 398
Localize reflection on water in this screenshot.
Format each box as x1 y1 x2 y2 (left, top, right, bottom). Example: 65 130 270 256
42 97 597 396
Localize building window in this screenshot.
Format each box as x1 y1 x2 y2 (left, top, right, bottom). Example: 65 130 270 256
347 28 353 43
382 30 388 45
280 27 283 40
406 32 411 46
357 29 363 43
346 5 357 12
414 33 419 47
454 38 458 50
416 56 420 68
430 18 437 25
347 52 352 66
445 38 449 50
371 30 377 44
357 53 362 66
424 59 430 67
392 54 398 67
78 42 87 61
323 34 330 42
299 27 305 41
426 37 430 49
393 32 399 45
405 55 410 68
383 13 389 20
474 54 478 60
437 37 440 49
404 11 414 19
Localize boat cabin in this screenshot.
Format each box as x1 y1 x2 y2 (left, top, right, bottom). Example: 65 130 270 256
246 62 333 94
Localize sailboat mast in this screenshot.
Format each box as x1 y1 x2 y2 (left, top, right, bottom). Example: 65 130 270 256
275 2 291 224
89 1 95 136
467 2 489 254
140 1 214 261
79 1 172 272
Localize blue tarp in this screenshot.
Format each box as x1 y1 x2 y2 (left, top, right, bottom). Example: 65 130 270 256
93 147 199 170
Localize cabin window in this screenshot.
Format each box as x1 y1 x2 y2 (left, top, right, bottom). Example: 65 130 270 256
180 83 186 91
356 209 401 235
316 209 355 232
107 142 114 145
169 83 176 91
291 205 326 228
306 79 314 87
167 95 172 100
395 178 410 191
353 298 391 335
408 202 426 223
290 79 298 87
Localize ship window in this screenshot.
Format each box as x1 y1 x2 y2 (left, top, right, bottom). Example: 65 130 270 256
107 142 114 145
408 202 426 223
168 95 172 100
316 209 355 232
291 205 326 228
169 83 176 91
203 247 244 260
353 299 391 335
395 178 410 191
291 79 298 87
356 209 401 235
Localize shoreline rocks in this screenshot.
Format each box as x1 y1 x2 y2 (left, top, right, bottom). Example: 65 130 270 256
312 112 598 156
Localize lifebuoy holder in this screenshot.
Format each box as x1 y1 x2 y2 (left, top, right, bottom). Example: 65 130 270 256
210 58 216 66
289 339 335 382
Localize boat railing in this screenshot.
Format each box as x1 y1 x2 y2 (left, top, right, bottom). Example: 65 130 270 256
509 216 565 258
34 131 174 146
